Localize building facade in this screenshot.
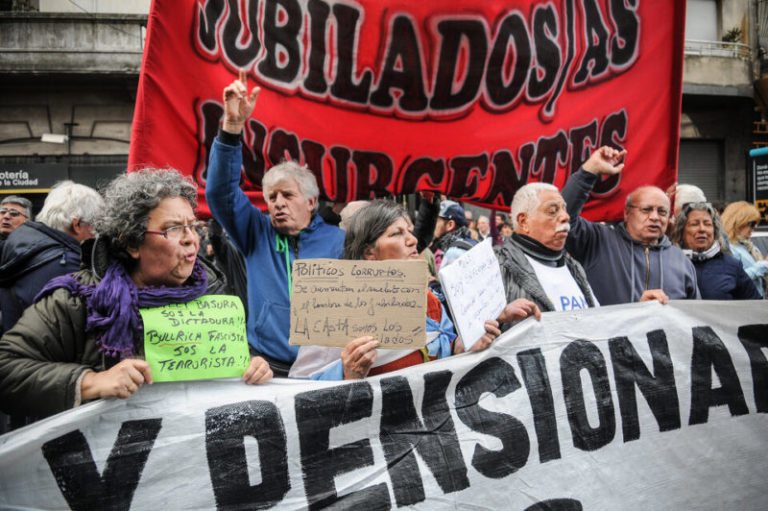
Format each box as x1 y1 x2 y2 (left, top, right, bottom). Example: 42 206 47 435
680 0 763 205
0 0 148 211
1 0 764 213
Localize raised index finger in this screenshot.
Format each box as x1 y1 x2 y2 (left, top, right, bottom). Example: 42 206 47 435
238 69 247 86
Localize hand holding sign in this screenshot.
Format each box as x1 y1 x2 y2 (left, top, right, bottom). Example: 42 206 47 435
341 336 379 379
242 356 273 385
471 319 502 352
80 359 153 401
453 320 502 354
222 69 260 134
639 289 669 304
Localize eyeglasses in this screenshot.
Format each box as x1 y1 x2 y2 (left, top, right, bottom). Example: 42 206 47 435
628 205 669 218
0 208 27 218
145 221 204 241
748 221 759 228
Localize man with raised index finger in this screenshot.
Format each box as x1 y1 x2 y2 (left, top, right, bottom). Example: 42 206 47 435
205 70 345 376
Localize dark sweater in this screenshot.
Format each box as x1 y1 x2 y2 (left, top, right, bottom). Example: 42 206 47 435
561 169 700 304
691 252 761 300
0 222 82 334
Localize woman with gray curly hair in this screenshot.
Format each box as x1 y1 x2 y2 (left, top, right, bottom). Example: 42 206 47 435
0 169 271 424
671 202 760 300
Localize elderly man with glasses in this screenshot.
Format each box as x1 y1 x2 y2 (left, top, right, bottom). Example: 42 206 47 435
560 146 700 305
0 196 32 246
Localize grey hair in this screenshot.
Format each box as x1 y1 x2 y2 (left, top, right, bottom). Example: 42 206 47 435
262 160 320 210
510 182 559 229
1 195 32 219
343 199 409 260
674 184 706 214
93 169 197 259
338 200 370 231
36 181 104 231
671 201 729 253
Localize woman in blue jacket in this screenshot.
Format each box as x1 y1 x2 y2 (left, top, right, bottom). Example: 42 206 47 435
721 201 768 298
672 202 760 300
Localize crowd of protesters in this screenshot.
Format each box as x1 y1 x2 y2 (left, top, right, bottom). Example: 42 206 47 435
0 71 766 430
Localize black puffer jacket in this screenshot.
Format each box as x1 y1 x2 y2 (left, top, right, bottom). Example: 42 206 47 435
0 222 82 334
0 236 227 419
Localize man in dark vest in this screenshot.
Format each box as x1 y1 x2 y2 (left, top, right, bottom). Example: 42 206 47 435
495 182 597 330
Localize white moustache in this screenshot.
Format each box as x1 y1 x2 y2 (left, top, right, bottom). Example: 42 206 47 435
555 223 570 233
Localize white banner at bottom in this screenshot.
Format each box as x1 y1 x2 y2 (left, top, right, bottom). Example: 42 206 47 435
0 300 766 510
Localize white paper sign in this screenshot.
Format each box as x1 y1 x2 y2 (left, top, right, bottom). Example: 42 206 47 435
437 238 506 349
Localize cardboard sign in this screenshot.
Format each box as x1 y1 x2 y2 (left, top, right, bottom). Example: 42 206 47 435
438 239 506 349
140 295 250 382
289 259 427 349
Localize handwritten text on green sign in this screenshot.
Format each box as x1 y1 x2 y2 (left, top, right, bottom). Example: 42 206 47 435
140 295 250 382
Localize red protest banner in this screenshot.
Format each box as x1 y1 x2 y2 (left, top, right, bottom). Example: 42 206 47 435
128 0 685 220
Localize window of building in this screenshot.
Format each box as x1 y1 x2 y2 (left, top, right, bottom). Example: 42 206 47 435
685 0 719 41
678 139 724 201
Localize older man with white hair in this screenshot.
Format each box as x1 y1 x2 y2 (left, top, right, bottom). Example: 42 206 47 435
0 181 103 333
673 184 706 216
495 182 597 329
206 71 345 376
664 183 707 237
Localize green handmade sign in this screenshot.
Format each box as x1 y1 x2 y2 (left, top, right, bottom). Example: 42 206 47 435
140 295 250 382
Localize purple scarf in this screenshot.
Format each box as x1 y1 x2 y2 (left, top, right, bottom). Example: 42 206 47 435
36 260 208 358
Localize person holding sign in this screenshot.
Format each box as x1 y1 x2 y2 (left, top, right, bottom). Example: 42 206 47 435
0 169 272 423
289 200 503 380
206 71 345 376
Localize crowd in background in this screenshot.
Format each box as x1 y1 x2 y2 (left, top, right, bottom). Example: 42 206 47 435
0 73 766 432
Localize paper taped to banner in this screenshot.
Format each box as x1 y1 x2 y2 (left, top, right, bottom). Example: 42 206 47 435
1 301 766 510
